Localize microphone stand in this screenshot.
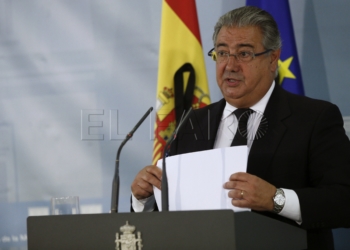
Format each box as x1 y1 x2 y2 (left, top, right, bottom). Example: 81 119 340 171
161 108 193 212
110 107 153 213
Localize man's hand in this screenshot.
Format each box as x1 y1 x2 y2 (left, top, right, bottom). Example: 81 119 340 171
131 165 162 200
223 172 276 211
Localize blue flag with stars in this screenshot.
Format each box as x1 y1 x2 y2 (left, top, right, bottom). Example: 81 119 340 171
246 0 304 95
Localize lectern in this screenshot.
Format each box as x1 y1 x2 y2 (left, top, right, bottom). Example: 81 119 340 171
27 210 307 250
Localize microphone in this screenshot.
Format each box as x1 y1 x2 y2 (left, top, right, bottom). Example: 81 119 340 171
110 107 153 213
161 107 193 212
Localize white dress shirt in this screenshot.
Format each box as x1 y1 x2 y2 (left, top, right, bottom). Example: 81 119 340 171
133 82 302 223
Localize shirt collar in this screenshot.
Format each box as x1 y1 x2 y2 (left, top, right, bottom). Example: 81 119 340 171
222 81 275 120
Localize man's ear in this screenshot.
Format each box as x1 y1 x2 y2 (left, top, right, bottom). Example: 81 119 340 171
270 48 281 72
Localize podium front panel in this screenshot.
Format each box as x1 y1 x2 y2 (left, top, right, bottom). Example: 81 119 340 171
27 210 236 250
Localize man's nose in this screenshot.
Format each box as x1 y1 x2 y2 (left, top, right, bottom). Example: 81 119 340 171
225 55 240 71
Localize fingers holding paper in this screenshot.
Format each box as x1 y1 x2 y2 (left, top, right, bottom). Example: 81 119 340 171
224 172 276 211
131 165 162 200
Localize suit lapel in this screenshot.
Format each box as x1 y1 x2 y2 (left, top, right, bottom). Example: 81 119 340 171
247 85 291 179
197 98 226 150
209 99 226 147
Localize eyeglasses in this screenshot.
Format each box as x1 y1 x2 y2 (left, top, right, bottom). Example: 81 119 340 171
208 48 272 63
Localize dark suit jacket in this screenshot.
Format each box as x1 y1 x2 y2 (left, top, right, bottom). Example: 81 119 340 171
169 84 350 250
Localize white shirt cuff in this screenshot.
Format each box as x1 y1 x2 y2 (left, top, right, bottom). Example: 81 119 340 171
279 188 302 224
131 193 155 212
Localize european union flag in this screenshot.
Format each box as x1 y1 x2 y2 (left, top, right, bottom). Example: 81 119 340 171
246 0 304 95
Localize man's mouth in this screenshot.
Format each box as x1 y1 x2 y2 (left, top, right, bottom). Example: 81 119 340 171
228 78 238 82
225 78 241 86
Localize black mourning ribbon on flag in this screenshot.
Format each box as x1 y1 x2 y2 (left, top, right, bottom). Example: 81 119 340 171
231 108 254 146
174 63 195 125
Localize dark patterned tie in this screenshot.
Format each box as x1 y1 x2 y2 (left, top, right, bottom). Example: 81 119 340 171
231 108 253 146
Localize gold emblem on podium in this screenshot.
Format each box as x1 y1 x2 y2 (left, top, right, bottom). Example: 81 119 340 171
115 221 143 250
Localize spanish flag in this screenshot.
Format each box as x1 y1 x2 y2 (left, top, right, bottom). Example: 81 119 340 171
246 0 305 95
152 0 211 165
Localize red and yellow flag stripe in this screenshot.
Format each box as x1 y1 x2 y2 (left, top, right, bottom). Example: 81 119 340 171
152 0 211 165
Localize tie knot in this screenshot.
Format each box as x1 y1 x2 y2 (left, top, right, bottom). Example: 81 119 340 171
233 108 253 121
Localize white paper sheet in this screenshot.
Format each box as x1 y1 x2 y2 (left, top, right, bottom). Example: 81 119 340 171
154 146 250 212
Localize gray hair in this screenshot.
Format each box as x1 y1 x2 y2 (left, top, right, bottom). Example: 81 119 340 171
212 6 282 51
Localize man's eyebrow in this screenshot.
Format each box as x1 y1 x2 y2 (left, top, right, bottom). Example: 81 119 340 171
215 43 255 49
215 43 228 48
237 43 254 48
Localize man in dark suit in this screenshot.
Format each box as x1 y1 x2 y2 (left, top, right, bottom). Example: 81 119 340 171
131 6 350 250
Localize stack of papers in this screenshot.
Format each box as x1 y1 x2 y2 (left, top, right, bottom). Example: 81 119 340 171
154 146 251 212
